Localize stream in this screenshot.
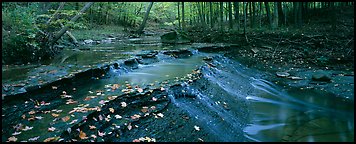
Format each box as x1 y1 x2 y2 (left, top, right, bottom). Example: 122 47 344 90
2 37 354 142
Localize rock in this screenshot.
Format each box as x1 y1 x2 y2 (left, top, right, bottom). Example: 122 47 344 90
203 57 213 61
251 48 259 53
312 71 332 81
18 87 27 93
276 72 290 77
288 76 303 80
161 31 191 44
84 39 94 44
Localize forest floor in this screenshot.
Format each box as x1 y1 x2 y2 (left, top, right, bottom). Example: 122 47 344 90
185 6 354 100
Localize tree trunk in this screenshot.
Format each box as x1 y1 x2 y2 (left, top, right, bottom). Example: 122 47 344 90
51 2 94 45
273 2 279 29
244 2 247 35
46 2 65 25
259 2 262 28
220 2 223 32
234 2 240 30
277 2 284 25
284 2 287 26
298 2 303 26
228 2 233 29
182 2 185 30
137 2 154 34
210 2 213 29
265 2 273 27
178 2 181 30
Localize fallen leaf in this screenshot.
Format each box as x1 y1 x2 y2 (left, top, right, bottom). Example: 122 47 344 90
62 116 70 122
28 110 36 115
79 131 88 140
69 119 78 124
141 107 148 113
137 88 143 93
98 115 103 121
35 116 44 120
89 125 96 130
51 113 60 118
12 131 21 136
115 115 122 119
133 139 140 142
62 91 67 95
99 100 106 105
52 86 57 90
160 87 165 91
157 113 164 118
109 108 115 113
121 102 127 107
28 136 40 141
8 136 17 142
66 99 77 104
22 126 33 131
131 114 141 120
22 114 26 119
91 135 97 139
107 96 118 100
98 131 106 137
152 97 157 101
194 125 200 131
127 123 132 130
48 127 56 132
43 136 60 142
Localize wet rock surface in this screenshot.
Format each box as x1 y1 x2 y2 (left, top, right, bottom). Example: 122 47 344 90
2 42 354 142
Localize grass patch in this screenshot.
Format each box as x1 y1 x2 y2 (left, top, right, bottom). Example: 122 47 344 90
71 25 127 41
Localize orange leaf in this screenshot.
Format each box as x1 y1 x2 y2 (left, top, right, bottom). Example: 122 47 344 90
79 131 88 140
141 107 148 113
62 116 70 122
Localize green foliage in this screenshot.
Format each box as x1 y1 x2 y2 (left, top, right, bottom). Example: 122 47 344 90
2 2 41 64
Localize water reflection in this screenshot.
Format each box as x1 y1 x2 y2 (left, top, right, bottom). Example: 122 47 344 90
245 78 354 142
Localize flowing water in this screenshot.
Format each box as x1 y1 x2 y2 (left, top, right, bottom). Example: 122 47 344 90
2 40 354 142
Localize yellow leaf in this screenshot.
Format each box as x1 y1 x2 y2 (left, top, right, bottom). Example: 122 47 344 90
8 136 17 142
43 136 60 142
51 113 59 118
79 131 88 140
109 108 115 113
62 116 70 122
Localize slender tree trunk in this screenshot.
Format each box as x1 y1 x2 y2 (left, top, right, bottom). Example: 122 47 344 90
210 2 213 29
259 2 262 28
265 2 273 27
277 2 284 25
220 2 223 32
46 2 65 25
51 2 94 45
178 2 181 30
298 2 303 27
284 2 287 26
234 2 240 30
228 2 233 29
273 2 279 29
182 2 185 30
137 2 154 34
244 2 247 35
